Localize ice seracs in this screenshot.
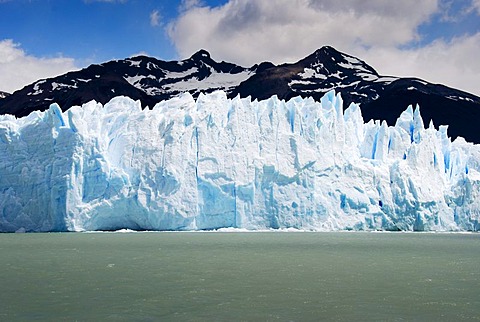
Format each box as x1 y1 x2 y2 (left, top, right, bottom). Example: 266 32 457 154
1 90 479 232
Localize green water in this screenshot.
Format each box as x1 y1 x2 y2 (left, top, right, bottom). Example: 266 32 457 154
0 232 479 321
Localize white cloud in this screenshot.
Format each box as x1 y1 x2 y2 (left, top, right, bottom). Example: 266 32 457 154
0 39 78 93
150 10 161 27
179 0 203 12
358 33 480 96
167 0 439 65
167 0 480 95
472 0 480 14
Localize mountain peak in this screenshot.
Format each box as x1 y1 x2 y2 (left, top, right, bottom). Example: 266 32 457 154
295 46 378 76
317 45 339 54
308 45 344 60
298 46 343 65
189 49 212 60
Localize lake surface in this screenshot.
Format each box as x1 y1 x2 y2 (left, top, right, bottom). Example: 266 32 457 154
0 232 479 321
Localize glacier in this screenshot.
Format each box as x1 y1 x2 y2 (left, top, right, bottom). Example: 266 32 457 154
1 90 479 232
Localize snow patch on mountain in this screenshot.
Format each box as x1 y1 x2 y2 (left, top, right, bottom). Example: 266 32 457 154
375 76 398 84
124 74 157 86
126 59 141 67
299 68 327 80
447 95 475 102
163 67 199 79
51 82 78 91
164 70 252 94
27 80 47 96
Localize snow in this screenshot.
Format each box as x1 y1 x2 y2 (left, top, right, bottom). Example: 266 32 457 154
146 62 159 70
124 74 156 86
307 80 363 93
299 68 327 80
330 71 346 79
124 75 160 96
126 59 141 67
123 68 252 96
27 80 46 96
288 79 315 87
351 92 368 97
51 82 78 91
338 62 372 74
342 80 360 88
337 55 376 74
163 68 199 79
447 96 474 102
1 90 479 232
343 56 363 65
164 69 252 93
375 76 398 84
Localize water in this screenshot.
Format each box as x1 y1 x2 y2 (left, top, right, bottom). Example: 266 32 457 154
0 232 479 321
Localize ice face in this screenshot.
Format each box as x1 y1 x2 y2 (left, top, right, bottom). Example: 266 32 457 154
1 90 479 232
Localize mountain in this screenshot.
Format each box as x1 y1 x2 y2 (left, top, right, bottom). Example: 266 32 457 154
232 47 480 143
1 46 480 142
1 91 479 232
0 49 260 117
0 91 9 99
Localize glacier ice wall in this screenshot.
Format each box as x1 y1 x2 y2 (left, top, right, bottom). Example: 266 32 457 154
1 90 480 232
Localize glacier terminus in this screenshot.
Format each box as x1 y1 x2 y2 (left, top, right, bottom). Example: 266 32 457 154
0 90 479 232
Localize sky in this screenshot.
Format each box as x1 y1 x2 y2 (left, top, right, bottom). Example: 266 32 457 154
0 0 479 95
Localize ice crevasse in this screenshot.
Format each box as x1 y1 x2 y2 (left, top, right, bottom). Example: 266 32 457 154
1 90 479 232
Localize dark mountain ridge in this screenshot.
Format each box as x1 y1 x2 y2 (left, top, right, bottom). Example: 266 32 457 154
1 46 479 143
0 91 9 99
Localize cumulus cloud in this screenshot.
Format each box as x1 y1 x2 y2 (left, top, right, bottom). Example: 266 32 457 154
179 0 204 12
472 0 480 14
358 33 480 96
167 0 480 95
167 0 438 64
0 39 78 93
150 10 161 27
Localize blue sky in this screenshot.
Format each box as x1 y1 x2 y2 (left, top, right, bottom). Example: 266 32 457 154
0 0 215 63
1 0 479 95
